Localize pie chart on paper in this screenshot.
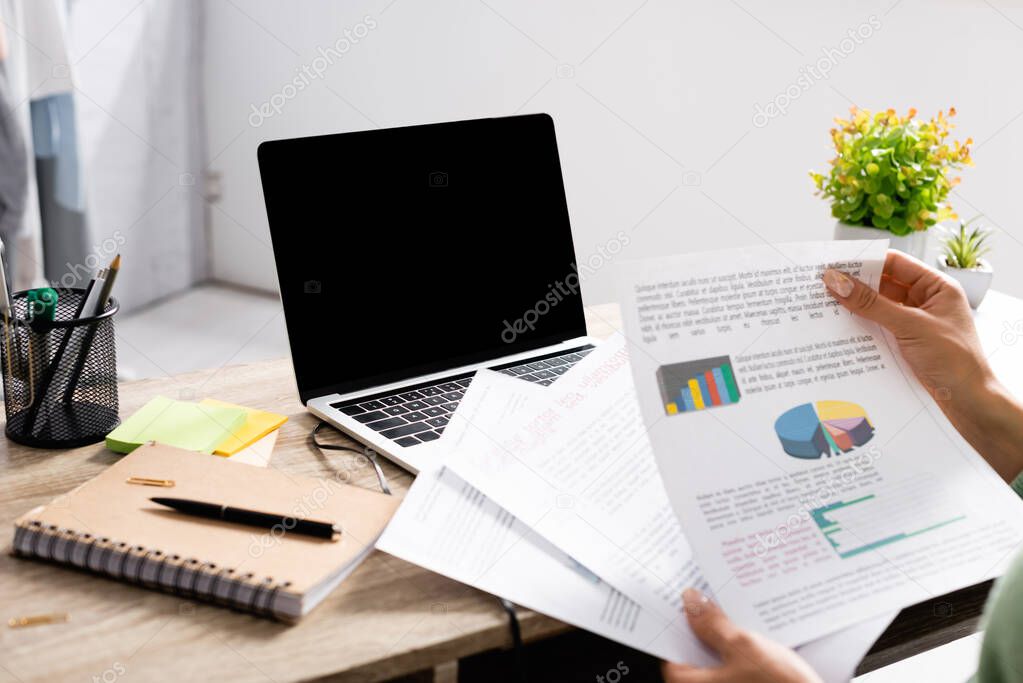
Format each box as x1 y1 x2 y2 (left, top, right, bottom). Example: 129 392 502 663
774 401 874 459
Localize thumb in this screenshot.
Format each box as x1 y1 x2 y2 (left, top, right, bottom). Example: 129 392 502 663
822 269 912 334
682 588 744 658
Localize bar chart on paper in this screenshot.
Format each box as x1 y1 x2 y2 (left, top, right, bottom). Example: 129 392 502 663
774 400 874 459
811 477 966 558
656 356 740 416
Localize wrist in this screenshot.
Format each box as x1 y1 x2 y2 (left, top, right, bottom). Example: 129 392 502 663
943 373 1023 482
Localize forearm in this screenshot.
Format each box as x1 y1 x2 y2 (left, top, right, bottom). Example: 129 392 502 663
943 374 1023 483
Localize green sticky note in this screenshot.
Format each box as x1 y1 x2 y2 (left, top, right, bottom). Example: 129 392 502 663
106 395 248 455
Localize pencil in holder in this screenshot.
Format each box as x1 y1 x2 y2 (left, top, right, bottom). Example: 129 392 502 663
1 288 120 448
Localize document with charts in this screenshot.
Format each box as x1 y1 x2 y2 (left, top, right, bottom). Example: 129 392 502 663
616 239 1023 646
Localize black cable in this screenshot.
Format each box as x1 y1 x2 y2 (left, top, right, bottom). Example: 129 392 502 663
309 421 391 495
499 598 525 683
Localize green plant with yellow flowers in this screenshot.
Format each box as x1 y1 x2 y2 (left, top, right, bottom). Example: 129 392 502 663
811 107 972 235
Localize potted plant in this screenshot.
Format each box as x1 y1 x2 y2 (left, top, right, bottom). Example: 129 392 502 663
810 107 973 259
938 217 994 309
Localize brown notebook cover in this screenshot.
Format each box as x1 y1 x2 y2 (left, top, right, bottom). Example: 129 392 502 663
12 442 399 621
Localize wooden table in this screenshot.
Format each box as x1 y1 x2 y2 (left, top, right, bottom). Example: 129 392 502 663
0 301 1017 682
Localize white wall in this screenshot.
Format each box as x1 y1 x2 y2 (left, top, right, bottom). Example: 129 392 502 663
71 0 205 311
204 0 1023 305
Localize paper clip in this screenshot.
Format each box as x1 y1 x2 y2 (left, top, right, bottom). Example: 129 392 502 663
8 613 71 628
126 477 175 488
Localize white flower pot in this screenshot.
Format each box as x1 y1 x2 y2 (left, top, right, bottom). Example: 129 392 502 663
937 258 993 309
832 221 929 261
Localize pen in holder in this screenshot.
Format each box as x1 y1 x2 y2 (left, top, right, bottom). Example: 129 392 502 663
1 288 120 448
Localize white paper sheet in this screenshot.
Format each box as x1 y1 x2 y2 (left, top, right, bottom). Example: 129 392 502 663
377 459 694 662
614 240 1023 646
226 429 278 467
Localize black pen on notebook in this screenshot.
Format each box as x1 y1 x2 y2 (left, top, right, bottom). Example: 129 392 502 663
150 497 341 541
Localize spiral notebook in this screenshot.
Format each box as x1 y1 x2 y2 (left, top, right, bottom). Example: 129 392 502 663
11 442 399 621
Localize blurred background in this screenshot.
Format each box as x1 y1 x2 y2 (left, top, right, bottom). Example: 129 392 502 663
1 0 1020 378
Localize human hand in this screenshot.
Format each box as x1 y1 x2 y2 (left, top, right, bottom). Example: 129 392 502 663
823 250 1023 481
823 250 987 399
661 589 821 683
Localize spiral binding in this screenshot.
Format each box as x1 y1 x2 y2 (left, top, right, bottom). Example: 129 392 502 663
13 520 286 620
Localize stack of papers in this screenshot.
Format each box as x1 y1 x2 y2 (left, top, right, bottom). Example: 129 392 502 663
106 395 287 459
378 241 1023 681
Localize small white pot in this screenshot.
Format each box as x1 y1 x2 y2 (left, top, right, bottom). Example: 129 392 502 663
833 221 929 261
937 258 993 309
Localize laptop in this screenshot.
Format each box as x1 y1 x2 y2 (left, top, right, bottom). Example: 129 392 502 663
257 113 597 473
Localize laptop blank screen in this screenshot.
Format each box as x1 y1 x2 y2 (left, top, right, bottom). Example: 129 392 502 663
258 114 587 402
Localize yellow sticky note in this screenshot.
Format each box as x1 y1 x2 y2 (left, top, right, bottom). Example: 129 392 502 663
202 398 288 456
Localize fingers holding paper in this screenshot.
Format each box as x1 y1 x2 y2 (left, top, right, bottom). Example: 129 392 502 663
822 254 924 335
661 589 821 683
822 249 989 397
824 249 968 319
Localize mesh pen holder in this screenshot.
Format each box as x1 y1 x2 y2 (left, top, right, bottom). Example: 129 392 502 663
1 288 120 448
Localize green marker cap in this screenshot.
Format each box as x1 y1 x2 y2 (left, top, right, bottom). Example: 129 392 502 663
26 287 59 323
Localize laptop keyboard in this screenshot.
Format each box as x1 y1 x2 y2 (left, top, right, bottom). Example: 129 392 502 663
329 345 594 448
